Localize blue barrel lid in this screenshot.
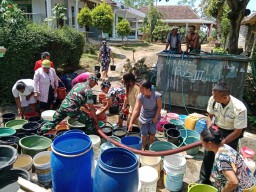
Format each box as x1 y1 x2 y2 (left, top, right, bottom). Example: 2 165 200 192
53 132 92 155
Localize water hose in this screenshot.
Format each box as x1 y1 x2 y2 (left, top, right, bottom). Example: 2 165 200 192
95 122 202 157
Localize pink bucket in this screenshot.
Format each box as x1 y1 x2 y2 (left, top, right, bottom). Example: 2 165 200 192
157 119 169 132
166 113 179 120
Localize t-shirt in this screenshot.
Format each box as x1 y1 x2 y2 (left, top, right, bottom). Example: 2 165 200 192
212 144 256 192
138 91 161 124
106 87 125 107
34 60 54 71
72 72 90 84
128 85 140 114
207 95 247 130
166 33 181 49
12 79 34 97
60 82 94 112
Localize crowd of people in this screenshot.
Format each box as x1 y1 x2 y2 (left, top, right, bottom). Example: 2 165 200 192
11 38 256 191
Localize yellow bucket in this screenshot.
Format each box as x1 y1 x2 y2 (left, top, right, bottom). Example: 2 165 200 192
184 116 199 130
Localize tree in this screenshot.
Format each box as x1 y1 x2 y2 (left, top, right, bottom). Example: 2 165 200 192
77 5 93 42
116 19 131 45
115 0 153 9
52 3 67 28
0 0 25 28
226 0 250 54
144 5 161 42
91 1 114 39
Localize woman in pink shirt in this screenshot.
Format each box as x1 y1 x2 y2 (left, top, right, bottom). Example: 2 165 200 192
71 72 101 87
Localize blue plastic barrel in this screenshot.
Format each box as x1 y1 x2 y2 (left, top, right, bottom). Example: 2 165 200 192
51 132 94 192
178 114 187 123
195 119 207 134
121 136 142 150
93 147 139 192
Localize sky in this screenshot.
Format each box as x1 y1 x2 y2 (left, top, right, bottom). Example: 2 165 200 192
155 0 255 10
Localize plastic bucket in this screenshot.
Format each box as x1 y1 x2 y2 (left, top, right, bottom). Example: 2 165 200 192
180 129 200 140
94 147 139 192
22 122 41 133
102 99 108 106
169 119 184 130
128 125 141 135
109 136 121 143
0 145 18 171
166 113 179 120
184 116 199 130
101 126 113 136
0 136 20 150
139 165 158 192
67 118 85 130
149 141 177 152
19 135 52 157
51 132 94 192
55 124 69 131
13 154 33 175
163 123 177 137
33 151 52 185
121 136 142 150
99 93 106 104
157 119 169 132
140 156 162 179
57 87 67 100
5 119 28 133
179 114 187 123
184 136 200 156
88 134 101 148
195 119 207 134
41 110 56 121
0 127 16 137
188 183 217 192
2 113 16 124
28 116 43 123
24 111 39 120
163 154 186 191
166 129 183 146
0 168 30 191
113 128 127 138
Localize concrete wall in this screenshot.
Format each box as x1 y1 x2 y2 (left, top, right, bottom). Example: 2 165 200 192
31 0 46 22
238 25 248 51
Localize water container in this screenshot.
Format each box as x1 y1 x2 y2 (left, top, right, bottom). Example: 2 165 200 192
88 135 101 148
100 140 115 152
0 127 16 137
195 119 207 134
41 110 56 121
157 119 169 132
184 116 199 130
24 111 39 120
184 136 200 156
163 123 177 137
51 132 94 192
169 119 184 130
149 141 177 152
0 145 18 171
188 183 217 192
163 154 186 191
140 156 161 180
94 147 139 192
13 154 33 175
1 113 16 124
166 113 179 120
139 166 158 192
121 136 142 150
33 151 52 185
5 119 28 133
179 114 187 123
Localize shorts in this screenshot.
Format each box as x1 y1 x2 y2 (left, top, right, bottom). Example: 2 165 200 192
20 95 36 107
141 122 157 136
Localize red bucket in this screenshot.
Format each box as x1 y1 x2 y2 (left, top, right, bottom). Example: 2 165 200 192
24 111 39 120
57 87 67 100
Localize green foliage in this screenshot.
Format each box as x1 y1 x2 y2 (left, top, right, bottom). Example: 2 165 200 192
212 47 228 54
91 1 114 33
115 0 153 9
52 3 67 20
116 19 131 42
248 116 256 128
0 0 25 28
221 5 231 47
206 0 225 18
77 5 93 28
0 23 84 105
152 21 170 42
143 5 162 42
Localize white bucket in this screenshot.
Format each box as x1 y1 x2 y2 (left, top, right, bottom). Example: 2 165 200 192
13 154 33 175
33 151 52 185
140 155 161 180
89 135 101 148
139 166 158 192
41 110 56 121
163 154 186 191
93 146 101 160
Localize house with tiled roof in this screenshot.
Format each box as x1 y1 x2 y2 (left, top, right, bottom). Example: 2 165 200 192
139 5 215 36
239 13 256 56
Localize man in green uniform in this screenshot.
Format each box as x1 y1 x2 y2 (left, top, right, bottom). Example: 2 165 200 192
50 75 99 134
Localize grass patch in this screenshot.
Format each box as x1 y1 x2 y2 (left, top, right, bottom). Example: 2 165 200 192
79 53 99 72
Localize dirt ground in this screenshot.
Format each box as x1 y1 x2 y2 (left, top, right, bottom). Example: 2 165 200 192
0 43 214 192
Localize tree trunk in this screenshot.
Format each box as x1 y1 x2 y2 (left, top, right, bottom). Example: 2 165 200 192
227 0 250 54
85 26 89 42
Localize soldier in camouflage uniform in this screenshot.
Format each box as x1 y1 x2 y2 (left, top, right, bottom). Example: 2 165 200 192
50 75 99 134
